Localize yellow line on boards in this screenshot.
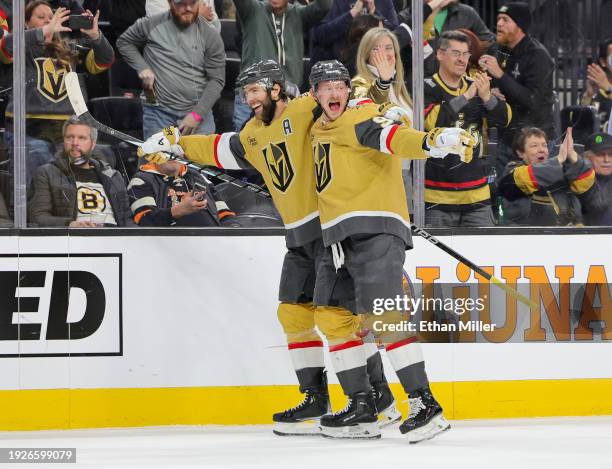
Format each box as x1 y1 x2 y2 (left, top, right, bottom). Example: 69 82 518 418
2 378 612 431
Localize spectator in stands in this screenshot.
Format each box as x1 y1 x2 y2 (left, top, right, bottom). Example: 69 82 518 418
231 0 331 130
339 14 383 77
29 116 133 227
421 0 494 44
497 127 594 226
581 132 612 225
423 30 511 227
310 0 397 69
117 0 225 138
478 2 555 178
581 38 612 133
128 159 238 226
352 27 413 121
1 1 114 185
146 0 220 32
396 0 493 81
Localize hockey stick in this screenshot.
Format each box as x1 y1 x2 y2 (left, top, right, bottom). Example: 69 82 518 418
64 72 270 197
66 73 534 308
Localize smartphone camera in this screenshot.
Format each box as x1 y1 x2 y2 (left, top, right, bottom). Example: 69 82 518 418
68 15 93 31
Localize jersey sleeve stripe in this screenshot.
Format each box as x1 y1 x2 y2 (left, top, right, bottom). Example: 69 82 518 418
214 133 243 170
213 134 222 168
380 124 400 154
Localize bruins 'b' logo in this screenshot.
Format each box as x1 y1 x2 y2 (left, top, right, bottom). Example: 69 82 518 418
263 141 295 192
34 58 70 103
314 142 332 192
77 187 107 213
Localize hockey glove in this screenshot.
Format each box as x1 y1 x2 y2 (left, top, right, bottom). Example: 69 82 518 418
137 126 184 159
144 151 172 165
424 127 475 163
379 102 412 126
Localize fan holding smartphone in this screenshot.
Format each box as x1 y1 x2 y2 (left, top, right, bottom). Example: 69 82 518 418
0 2 114 186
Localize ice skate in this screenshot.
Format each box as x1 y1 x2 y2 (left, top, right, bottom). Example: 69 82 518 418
372 384 402 428
399 388 450 443
320 391 381 439
272 383 330 436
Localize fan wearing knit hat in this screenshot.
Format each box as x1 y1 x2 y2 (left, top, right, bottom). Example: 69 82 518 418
477 1 556 179
497 2 532 34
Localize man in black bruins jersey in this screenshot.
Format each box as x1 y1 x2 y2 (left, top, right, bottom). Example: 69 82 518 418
138 60 403 436
424 30 511 227
308 60 475 442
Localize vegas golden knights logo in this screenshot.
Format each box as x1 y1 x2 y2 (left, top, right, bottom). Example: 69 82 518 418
263 141 295 192
314 142 332 192
34 58 69 103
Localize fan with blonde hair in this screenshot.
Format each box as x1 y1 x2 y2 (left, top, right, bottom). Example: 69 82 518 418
353 27 413 118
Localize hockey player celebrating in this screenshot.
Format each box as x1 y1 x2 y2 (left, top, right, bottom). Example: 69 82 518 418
137 60 401 435
308 60 475 442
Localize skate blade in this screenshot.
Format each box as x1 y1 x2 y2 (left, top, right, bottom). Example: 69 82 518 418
320 421 381 440
405 414 451 444
273 419 322 436
378 402 402 428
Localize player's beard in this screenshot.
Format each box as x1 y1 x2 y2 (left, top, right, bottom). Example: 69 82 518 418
260 95 277 125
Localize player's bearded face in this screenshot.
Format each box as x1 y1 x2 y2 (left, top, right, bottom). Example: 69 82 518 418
244 83 276 123
63 124 95 160
170 0 199 28
315 81 350 122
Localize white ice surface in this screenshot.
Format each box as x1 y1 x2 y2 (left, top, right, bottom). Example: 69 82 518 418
1 417 611 469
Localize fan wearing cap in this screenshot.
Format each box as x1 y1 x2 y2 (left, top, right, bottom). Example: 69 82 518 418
136 59 403 437
478 2 555 177
580 132 612 225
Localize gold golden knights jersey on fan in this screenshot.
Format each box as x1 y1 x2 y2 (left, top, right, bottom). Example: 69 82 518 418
424 73 511 211
310 103 428 248
179 94 321 247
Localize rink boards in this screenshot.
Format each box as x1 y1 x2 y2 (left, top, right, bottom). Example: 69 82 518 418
0 230 611 430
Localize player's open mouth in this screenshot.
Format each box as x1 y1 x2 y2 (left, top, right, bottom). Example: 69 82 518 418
329 102 341 112
536 155 546 162
252 104 262 114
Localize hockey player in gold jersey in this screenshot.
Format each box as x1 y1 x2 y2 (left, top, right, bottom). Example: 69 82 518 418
137 60 403 436
308 60 475 442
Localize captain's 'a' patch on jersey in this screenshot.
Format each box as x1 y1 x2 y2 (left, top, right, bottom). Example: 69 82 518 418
262 141 295 192
313 142 332 192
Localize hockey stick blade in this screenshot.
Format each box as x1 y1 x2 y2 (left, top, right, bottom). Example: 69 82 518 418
65 71 88 117
65 71 144 147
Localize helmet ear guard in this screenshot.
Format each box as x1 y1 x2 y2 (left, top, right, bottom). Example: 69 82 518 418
309 60 351 90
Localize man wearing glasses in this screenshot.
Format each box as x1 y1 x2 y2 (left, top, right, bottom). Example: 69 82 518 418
423 30 511 227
